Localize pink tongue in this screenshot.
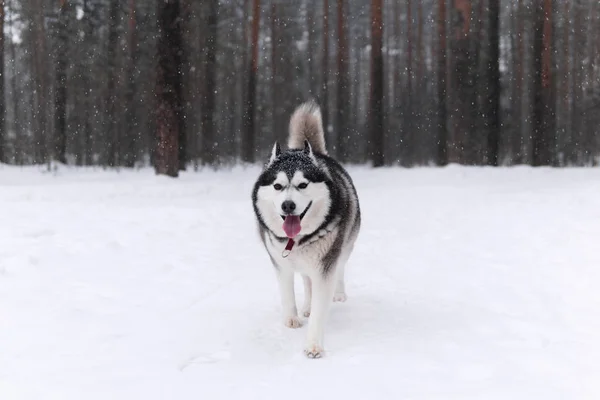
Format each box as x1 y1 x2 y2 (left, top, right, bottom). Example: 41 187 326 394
283 215 301 238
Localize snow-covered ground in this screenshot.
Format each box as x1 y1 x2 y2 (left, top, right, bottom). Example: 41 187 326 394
1 165 599 400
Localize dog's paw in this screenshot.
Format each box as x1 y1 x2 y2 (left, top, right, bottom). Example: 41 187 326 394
304 344 324 359
301 306 311 318
333 292 347 302
284 316 303 329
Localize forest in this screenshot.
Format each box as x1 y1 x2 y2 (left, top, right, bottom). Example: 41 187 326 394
0 0 598 176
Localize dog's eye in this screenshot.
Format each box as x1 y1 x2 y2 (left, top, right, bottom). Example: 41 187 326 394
273 183 283 191
298 183 308 189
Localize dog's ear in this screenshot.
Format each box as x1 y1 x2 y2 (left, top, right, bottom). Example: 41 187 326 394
268 142 281 166
303 139 319 164
303 139 312 156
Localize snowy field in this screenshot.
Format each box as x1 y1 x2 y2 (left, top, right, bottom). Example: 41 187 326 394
1 165 600 400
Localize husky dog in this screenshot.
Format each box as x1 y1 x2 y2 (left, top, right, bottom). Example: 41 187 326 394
252 101 361 358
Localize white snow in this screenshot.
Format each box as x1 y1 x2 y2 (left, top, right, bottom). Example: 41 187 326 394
1 165 599 399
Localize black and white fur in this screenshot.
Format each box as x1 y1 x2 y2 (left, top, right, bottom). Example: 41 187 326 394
252 101 361 358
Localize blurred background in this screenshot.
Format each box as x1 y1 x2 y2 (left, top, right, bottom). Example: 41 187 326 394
0 0 598 175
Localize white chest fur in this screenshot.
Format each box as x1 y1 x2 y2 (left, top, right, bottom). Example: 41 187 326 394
264 226 338 275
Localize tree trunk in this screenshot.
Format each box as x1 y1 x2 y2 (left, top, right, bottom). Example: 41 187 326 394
448 0 475 164
321 0 329 137
8 0 20 164
508 0 520 163
239 0 249 162
590 1 600 164
585 0 596 165
563 1 577 164
105 0 119 166
271 2 279 146
573 1 586 165
436 0 447 166
33 0 49 165
241 0 260 163
155 0 184 177
487 0 500 166
82 0 94 165
392 0 400 115
369 0 384 167
177 7 187 172
595 2 600 163
0 0 5 163
532 0 555 166
335 0 349 162
306 1 317 98
54 0 69 164
123 0 138 168
515 0 525 163
471 0 485 164
415 0 425 164
201 0 218 166
401 0 412 166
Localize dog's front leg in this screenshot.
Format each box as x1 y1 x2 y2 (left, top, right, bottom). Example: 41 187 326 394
301 275 312 317
304 273 336 358
277 268 302 328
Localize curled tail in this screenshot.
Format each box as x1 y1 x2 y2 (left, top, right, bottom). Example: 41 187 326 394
288 100 327 155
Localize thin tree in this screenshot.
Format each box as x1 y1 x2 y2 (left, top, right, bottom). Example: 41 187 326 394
177 6 187 172
471 0 485 164
271 2 279 145
335 0 349 161
571 1 583 164
241 0 260 163
589 0 600 164
563 1 573 164
532 0 555 166
486 0 500 166
54 0 69 164
369 0 384 167
415 0 425 163
401 0 412 166
306 0 317 97
240 0 249 162
392 0 400 113
415 1 424 95
8 0 21 164
201 0 218 166
595 2 600 163
123 0 138 168
510 0 524 163
81 0 95 165
321 0 329 137
436 0 447 166
155 0 184 177
105 0 119 166
33 0 49 165
0 0 5 163
448 0 474 164
585 0 596 164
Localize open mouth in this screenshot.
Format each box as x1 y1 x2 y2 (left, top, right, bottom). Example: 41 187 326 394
280 201 312 239
280 201 312 221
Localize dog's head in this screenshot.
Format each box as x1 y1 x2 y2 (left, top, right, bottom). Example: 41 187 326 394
252 140 331 239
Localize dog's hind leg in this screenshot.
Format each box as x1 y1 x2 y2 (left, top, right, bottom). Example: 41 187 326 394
333 263 347 302
301 275 312 317
277 268 302 329
333 246 353 302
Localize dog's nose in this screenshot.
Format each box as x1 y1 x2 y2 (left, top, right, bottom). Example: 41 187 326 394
281 200 296 214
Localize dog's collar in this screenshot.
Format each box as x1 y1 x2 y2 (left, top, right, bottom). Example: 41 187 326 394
282 239 295 258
